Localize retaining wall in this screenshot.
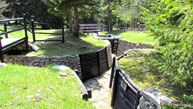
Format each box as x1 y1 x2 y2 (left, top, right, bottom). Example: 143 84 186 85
95 34 154 56
117 39 154 56
4 40 112 80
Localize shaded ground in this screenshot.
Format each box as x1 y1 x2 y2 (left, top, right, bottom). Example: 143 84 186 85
84 69 112 109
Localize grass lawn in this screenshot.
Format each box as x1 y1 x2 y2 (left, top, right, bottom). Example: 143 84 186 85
0 64 95 108
0 25 107 56
102 30 158 43
28 33 107 56
118 49 193 105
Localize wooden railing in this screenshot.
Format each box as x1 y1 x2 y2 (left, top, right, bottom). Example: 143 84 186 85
0 16 29 62
28 17 65 43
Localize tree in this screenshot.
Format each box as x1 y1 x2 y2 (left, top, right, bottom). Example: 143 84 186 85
112 0 140 29
141 0 193 87
41 0 89 37
0 0 8 19
4 0 62 28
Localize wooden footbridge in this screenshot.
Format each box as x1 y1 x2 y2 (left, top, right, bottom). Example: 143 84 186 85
0 17 29 62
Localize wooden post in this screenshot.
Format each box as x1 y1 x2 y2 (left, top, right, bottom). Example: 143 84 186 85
23 14 29 51
0 37 4 62
97 52 101 75
4 23 8 38
111 69 119 107
31 16 36 42
105 47 109 70
74 70 89 100
109 57 116 88
61 22 65 43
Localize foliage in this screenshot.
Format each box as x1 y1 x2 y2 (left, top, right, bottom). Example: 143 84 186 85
41 0 89 37
111 0 140 23
141 0 193 87
0 64 95 108
0 0 8 18
4 0 62 28
79 0 106 23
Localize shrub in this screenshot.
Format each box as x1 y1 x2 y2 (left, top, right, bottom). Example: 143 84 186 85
141 0 193 87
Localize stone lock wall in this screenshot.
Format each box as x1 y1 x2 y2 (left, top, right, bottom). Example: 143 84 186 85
4 55 82 78
8 42 33 51
94 34 155 56
4 40 113 80
117 39 154 56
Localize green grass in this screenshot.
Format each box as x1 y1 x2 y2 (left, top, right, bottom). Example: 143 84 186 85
0 25 107 56
119 49 193 105
102 30 158 43
28 33 107 56
0 64 95 108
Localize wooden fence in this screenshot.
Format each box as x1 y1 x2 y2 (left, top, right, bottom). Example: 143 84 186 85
79 47 109 81
109 57 141 109
27 17 65 43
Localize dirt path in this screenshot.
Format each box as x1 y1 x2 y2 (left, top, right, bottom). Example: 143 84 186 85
84 69 112 109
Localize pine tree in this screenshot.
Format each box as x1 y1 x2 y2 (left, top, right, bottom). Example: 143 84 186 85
41 0 88 37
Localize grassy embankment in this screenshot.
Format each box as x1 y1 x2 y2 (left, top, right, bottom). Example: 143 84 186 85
0 64 95 108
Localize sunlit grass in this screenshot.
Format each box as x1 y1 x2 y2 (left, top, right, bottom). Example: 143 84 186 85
103 30 158 43
0 64 95 108
0 25 107 56
28 33 107 56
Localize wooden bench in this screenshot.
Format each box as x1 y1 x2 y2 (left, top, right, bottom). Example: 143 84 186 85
79 24 106 34
0 17 29 62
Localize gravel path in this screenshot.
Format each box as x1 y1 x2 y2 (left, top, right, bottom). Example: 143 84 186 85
84 69 112 109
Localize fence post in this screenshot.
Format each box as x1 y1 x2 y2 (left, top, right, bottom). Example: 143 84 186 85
109 57 116 88
0 37 4 62
105 47 109 70
97 52 101 74
31 16 36 42
61 22 65 43
23 14 29 51
4 23 8 38
111 69 119 107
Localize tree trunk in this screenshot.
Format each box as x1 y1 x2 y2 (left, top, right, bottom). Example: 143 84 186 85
107 0 113 32
73 7 80 37
67 8 73 33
